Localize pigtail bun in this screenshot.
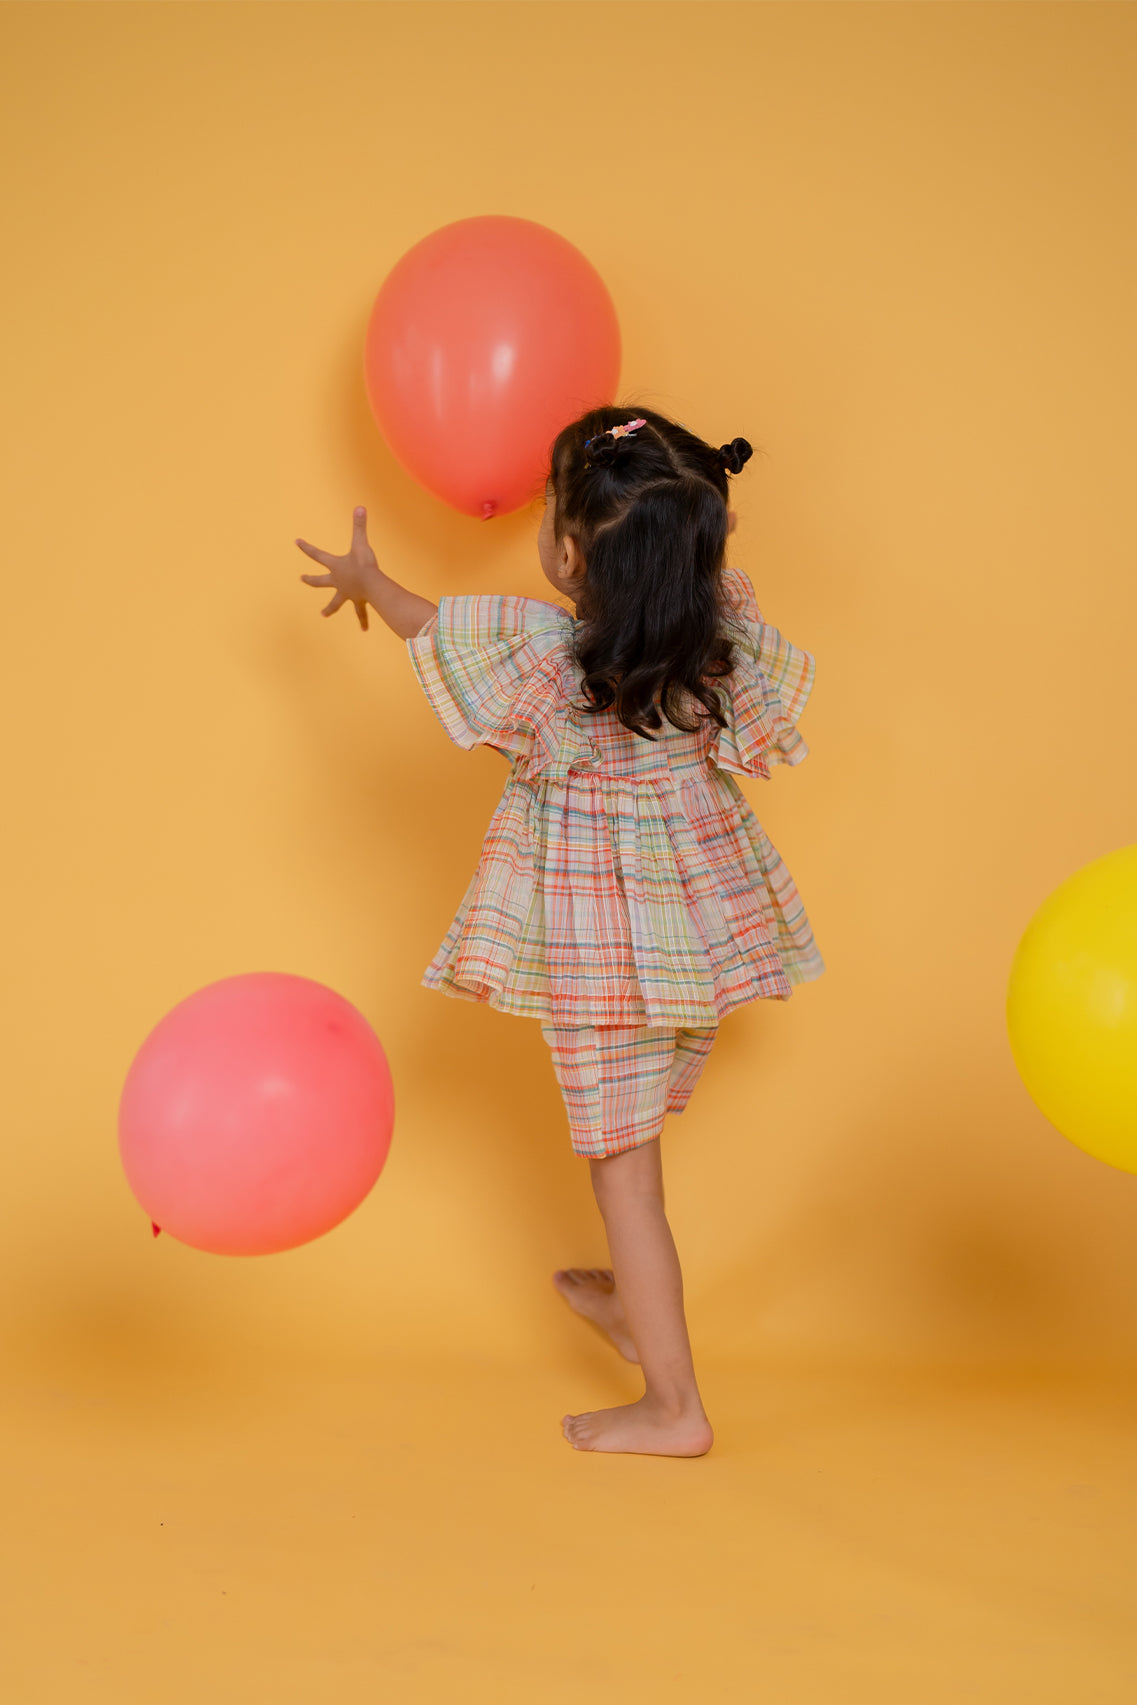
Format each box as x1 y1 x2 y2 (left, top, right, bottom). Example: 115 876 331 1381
717 437 753 475
584 434 633 472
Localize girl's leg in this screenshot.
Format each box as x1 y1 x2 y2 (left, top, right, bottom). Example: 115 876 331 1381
542 1021 716 1455
550 1266 640 1364
545 1019 646 1361
561 1137 713 1456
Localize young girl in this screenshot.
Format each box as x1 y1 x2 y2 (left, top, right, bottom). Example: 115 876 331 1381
296 406 823 1457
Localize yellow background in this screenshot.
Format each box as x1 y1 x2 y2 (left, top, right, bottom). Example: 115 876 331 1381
3 3 1137 1700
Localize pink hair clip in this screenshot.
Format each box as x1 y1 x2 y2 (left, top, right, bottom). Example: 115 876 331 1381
584 417 647 451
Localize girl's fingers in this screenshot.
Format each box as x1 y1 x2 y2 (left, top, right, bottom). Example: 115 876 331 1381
352 506 368 536
295 538 336 566
321 592 346 617
354 599 369 631
299 573 333 587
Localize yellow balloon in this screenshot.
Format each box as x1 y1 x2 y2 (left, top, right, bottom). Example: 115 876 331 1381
1007 844 1137 1172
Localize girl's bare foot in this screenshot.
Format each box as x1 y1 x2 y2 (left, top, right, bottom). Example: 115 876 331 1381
561 1394 713 1457
552 1268 640 1363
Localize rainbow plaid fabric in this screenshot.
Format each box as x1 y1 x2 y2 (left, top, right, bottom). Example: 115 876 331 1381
540 1022 718 1158
406 566 824 1030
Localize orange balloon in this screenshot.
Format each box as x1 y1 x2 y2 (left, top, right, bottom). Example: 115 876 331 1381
364 215 621 520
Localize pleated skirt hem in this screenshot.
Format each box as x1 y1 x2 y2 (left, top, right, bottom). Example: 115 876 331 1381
419 945 825 1028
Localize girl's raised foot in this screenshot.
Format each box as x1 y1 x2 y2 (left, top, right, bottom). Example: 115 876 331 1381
561 1394 713 1457
552 1268 640 1363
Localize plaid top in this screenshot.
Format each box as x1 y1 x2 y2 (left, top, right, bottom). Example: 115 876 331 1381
406 565 824 1027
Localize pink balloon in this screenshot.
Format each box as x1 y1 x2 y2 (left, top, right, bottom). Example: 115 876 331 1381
118 974 394 1256
364 214 621 520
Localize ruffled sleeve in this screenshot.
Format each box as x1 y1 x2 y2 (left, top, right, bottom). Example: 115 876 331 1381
712 565 817 779
406 593 573 763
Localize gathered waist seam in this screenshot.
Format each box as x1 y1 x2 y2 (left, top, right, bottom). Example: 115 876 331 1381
508 766 735 794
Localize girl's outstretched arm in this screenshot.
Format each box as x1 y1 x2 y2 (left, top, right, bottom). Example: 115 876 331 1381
296 505 437 639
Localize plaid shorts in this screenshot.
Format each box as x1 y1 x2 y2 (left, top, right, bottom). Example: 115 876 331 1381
539 1022 718 1159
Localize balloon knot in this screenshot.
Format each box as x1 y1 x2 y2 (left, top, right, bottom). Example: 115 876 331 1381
481 500 496 520
151 1221 162 1238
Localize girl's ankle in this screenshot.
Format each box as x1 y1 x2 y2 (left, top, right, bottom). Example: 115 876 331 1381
642 1387 706 1421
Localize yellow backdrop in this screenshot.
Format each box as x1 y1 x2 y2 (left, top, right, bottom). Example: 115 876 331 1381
6 7 1137 1700
3 0 1136 1381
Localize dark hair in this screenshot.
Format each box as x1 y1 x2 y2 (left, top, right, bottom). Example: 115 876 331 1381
544 405 756 741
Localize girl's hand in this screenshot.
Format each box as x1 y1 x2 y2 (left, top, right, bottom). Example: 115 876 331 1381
296 507 377 630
